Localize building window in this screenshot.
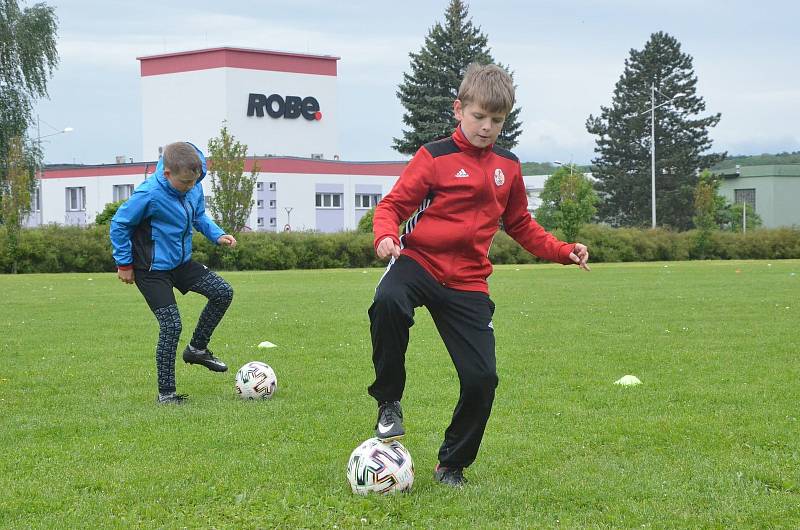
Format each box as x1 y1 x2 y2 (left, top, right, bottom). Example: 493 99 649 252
311 153 323 160
269 217 277 226
355 193 381 209
269 182 276 190
31 186 41 211
269 199 276 208
66 187 86 211
257 199 264 208
257 217 264 226
316 192 343 209
735 188 756 210
113 184 134 202
256 182 264 191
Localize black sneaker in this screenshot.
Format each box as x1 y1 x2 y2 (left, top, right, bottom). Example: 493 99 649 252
182 345 228 372
375 400 405 441
433 464 467 487
157 392 188 404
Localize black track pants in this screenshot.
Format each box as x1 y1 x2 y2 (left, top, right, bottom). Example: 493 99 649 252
368 255 497 468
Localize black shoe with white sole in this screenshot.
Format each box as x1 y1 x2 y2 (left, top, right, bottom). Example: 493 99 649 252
182 345 228 372
375 400 405 441
433 464 467 487
157 392 188 404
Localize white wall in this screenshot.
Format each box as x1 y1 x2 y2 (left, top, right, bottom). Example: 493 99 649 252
39 174 148 225
226 69 337 159
142 69 227 161
142 67 337 161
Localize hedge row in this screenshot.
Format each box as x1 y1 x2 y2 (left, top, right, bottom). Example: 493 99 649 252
1 224 798 273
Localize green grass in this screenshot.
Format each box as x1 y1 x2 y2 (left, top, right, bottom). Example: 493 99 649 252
1 260 799 528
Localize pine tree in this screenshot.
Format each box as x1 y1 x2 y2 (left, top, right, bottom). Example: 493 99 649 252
586 31 724 230
393 0 522 155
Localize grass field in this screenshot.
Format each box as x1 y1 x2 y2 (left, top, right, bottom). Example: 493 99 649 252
1 260 799 528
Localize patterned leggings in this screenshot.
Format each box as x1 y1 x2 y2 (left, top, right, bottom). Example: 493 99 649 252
152 272 234 394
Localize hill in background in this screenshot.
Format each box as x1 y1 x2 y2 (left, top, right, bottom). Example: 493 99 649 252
521 151 800 175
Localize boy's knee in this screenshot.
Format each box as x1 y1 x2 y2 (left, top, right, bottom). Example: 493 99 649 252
154 305 182 336
462 368 498 401
371 288 413 321
217 281 233 306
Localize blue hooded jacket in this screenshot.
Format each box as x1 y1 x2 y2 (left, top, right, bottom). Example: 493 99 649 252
110 143 225 271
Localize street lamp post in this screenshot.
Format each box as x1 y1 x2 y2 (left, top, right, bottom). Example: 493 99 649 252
284 206 293 232
639 85 683 229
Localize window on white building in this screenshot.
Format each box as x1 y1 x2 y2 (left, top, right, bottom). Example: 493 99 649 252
113 184 135 202
256 182 264 191
316 193 343 209
66 187 86 211
257 199 264 208
355 193 381 209
269 199 276 208
735 188 756 211
269 182 276 190
269 217 277 226
31 186 41 211
257 217 264 226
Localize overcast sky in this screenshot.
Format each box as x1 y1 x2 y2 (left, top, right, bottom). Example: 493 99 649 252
33 0 800 165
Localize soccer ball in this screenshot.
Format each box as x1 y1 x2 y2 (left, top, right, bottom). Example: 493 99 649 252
346 437 414 495
235 361 277 399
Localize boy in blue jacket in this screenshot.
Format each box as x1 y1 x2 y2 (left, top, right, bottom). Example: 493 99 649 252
110 142 237 404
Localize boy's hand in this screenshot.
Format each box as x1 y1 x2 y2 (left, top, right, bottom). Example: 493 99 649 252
118 268 135 284
570 243 591 271
218 234 237 247
376 237 401 260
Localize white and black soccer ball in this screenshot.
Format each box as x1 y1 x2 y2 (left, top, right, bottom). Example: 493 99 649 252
346 437 414 495
235 361 277 399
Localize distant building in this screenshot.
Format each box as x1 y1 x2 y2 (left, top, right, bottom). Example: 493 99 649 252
26 46 565 232
715 164 800 228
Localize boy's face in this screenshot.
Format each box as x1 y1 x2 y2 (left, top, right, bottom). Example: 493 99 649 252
453 100 506 149
164 169 199 193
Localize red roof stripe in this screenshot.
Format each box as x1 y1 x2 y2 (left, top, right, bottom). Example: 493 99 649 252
138 47 339 77
41 158 408 179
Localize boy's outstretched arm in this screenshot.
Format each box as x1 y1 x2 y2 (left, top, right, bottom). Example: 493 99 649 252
502 165 590 270
192 191 227 245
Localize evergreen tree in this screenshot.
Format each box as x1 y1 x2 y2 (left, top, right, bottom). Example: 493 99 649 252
586 31 724 230
393 0 522 155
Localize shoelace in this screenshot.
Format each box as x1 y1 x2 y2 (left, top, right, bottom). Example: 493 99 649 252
380 402 401 424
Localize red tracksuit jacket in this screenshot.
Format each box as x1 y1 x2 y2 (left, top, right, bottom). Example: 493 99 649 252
373 127 577 293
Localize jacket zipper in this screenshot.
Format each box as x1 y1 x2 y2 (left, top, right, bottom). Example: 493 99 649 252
180 196 191 263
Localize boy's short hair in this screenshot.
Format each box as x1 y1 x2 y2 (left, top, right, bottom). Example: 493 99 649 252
163 142 202 178
457 63 515 115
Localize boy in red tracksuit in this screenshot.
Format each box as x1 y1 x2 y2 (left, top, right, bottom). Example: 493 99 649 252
368 63 591 486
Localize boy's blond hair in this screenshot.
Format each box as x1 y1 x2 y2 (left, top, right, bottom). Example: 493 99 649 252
163 142 202 178
457 63 515 115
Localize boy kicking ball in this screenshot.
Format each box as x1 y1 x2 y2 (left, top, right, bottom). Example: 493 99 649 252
110 142 237 404
367 64 590 486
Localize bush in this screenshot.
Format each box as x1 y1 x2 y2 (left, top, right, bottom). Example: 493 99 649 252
1 224 798 274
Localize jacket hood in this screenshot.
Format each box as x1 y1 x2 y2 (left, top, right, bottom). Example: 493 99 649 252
154 142 208 195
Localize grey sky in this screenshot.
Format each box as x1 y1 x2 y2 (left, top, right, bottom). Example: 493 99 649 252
33 0 800 165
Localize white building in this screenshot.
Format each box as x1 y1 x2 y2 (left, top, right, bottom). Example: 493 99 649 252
28 46 548 232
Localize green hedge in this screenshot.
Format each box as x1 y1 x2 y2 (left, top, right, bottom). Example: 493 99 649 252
1 224 798 273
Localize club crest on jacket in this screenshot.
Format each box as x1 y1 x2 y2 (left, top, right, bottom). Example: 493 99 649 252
494 168 505 186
